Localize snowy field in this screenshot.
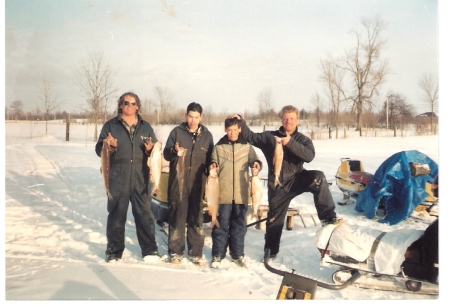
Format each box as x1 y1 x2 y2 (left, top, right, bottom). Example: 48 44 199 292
3 121 444 304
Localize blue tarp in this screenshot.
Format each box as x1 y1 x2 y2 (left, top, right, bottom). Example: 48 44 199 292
355 150 438 225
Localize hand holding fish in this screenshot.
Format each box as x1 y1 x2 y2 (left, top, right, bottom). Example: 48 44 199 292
210 162 220 175
143 136 154 153
279 133 291 146
252 161 261 173
105 132 118 151
174 142 186 157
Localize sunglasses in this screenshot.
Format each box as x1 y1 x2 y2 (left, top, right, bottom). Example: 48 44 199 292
123 101 137 106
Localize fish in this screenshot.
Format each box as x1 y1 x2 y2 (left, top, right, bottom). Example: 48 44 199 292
250 167 263 218
273 136 283 187
100 139 113 201
205 168 220 229
149 141 163 196
174 142 187 200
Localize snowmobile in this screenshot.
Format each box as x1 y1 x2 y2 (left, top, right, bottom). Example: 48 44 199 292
335 157 437 206
336 151 438 225
335 158 373 201
315 221 439 295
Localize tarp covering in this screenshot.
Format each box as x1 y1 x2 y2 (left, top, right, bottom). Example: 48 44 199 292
355 150 438 225
315 224 424 275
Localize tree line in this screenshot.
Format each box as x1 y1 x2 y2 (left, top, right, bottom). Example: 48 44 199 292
6 16 438 141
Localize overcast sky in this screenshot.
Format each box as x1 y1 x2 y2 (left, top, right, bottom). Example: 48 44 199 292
4 0 444 116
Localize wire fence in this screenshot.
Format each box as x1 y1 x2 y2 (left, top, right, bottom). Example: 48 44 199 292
5 120 438 144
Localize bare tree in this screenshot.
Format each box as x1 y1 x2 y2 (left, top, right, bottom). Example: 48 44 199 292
257 88 274 126
77 51 118 141
140 98 155 117
385 93 414 130
319 59 348 137
202 104 214 125
310 92 324 127
38 78 62 135
336 16 389 135
154 86 175 125
9 100 24 120
418 73 438 128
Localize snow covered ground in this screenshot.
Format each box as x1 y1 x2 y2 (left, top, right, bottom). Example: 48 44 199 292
3 121 444 303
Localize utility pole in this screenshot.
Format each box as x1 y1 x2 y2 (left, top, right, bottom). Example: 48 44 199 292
386 96 389 134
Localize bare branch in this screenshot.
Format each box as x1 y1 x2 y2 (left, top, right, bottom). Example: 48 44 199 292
257 87 274 126
336 16 389 132
77 51 118 141
418 73 439 127
154 86 175 124
38 78 63 135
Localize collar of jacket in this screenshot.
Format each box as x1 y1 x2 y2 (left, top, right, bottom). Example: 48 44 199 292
181 122 203 136
114 113 144 123
216 133 248 146
279 125 298 137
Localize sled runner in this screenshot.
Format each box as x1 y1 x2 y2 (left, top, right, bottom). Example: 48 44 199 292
315 221 439 295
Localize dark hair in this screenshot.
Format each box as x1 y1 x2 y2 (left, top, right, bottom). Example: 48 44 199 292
117 92 141 114
186 102 203 114
224 117 241 129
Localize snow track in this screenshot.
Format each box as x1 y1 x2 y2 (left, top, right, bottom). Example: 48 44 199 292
4 128 440 300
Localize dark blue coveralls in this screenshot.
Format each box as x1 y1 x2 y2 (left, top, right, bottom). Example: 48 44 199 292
95 114 159 259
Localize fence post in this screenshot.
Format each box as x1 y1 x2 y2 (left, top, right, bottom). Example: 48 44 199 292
66 115 70 141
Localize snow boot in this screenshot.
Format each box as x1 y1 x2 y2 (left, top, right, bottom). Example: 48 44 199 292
189 254 207 267
232 256 247 268
170 253 183 265
210 256 222 269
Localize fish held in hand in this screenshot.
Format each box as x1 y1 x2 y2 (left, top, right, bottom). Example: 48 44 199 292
251 167 263 218
273 136 283 187
149 141 163 196
175 142 187 200
205 168 220 229
100 139 114 200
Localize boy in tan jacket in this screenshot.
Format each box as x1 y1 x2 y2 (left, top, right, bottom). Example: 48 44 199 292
209 117 262 268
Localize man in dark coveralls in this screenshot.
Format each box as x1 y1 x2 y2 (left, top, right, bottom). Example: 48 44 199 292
164 102 214 266
95 92 162 263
